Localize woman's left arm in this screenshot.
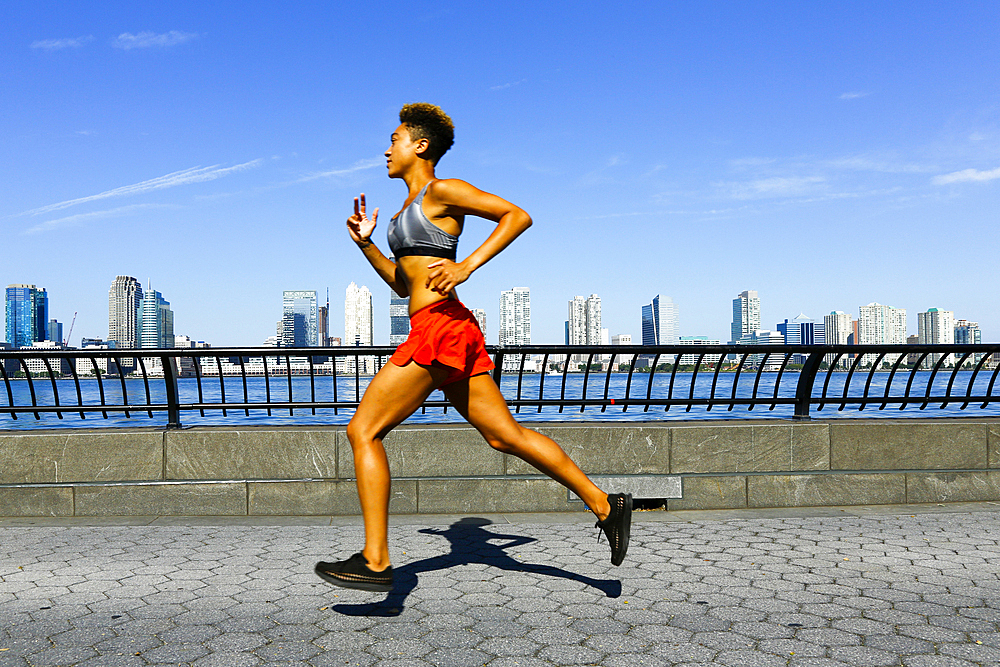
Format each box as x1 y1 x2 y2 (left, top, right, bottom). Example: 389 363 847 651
424 179 532 294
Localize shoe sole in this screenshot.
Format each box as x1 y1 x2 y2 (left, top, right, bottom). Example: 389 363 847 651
314 565 392 592
612 493 633 567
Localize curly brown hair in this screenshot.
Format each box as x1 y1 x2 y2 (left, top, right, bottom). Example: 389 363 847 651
399 103 455 164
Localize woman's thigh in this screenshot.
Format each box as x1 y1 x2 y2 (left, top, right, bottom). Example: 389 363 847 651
350 360 450 440
442 373 523 443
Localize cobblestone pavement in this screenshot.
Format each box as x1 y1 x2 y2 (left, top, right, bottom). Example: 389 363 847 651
3 503 1000 666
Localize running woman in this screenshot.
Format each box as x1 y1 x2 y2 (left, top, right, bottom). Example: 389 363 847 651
315 103 631 592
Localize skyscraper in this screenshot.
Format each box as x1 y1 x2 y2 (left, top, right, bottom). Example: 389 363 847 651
566 296 587 345
918 308 955 367
389 288 410 346
859 303 907 344
641 294 677 345
345 282 374 374
138 286 174 349
730 290 760 345
318 290 330 347
472 308 487 340
108 276 143 349
499 287 530 346
777 314 825 345
282 290 318 347
859 302 907 367
824 311 854 368
955 320 983 365
345 282 373 347
47 319 63 346
5 284 48 348
954 320 981 345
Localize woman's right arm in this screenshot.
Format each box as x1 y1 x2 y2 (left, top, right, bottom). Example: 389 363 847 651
346 193 408 296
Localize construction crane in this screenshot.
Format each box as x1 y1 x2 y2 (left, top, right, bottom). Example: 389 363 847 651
64 311 77 347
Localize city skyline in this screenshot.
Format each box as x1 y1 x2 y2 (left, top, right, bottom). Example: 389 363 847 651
3 5 997 350
3 277 996 350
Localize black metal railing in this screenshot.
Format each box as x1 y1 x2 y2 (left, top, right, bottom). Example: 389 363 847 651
1 344 999 427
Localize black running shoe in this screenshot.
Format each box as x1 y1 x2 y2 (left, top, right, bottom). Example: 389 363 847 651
595 493 632 566
315 553 393 592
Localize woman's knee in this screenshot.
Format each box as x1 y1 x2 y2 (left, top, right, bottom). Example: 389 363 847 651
483 425 528 454
346 418 379 451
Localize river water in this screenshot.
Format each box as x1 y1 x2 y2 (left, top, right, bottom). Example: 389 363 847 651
2 371 998 430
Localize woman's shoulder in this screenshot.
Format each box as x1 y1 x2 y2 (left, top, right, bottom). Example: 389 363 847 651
426 178 478 202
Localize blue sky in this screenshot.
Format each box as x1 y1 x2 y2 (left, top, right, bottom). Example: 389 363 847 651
4 2 998 347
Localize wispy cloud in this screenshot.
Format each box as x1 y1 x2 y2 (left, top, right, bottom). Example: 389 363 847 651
932 166 1000 185
31 35 94 50
839 91 868 100
490 79 527 91
24 204 175 235
297 158 383 183
113 31 199 50
722 176 827 200
21 160 263 217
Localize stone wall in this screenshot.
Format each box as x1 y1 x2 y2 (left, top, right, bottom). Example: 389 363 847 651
0 419 998 516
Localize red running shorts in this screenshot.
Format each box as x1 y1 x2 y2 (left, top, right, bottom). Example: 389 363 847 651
390 299 495 386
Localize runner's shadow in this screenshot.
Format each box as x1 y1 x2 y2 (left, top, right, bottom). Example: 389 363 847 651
331 517 621 617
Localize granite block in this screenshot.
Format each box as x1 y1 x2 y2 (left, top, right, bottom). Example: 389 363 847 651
830 421 986 470
989 422 1000 468
248 480 417 515
506 425 670 475
671 424 823 474
670 425 752 474
74 482 246 516
906 471 1000 504
667 476 747 510
165 428 337 480
338 427 502 478
417 478 574 513
0 486 74 516
747 473 906 508
0 430 163 484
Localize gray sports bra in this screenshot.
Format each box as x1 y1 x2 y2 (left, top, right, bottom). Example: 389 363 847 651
387 181 459 260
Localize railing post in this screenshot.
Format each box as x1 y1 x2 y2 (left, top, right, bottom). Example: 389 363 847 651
162 354 182 429
794 351 824 420
491 348 505 386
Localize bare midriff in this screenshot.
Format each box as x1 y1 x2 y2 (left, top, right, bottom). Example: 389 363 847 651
396 255 459 315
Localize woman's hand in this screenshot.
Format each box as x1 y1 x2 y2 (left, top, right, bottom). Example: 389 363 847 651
346 193 378 245
426 259 472 294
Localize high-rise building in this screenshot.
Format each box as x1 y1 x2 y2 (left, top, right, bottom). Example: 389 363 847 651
47 319 63 346
612 334 632 345
389 288 410 346
918 308 955 367
566 296 586 345
318 290 330 347
858 302 907 367
678 336 723 366
641 294 677 345
282 290 318 347
5 285 48 348
472 308 487 339
730 290 760 345
824 311 854 368
824 312 853 345
955 320 983 366
858 303 907 345
954 320 981 345
345 282 374 373
138 286 174 349
499 287 530 346
345 282 373 347
109 276 143 349
777 314 825 345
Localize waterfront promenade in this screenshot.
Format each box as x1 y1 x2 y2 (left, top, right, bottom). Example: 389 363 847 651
3 503 1000 666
